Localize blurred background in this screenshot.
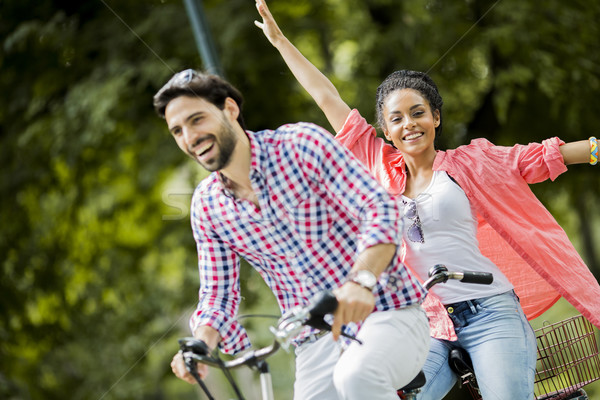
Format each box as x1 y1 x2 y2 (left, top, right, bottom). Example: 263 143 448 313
1 0 599 399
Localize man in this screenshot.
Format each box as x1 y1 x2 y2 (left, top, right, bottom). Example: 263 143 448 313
153 69 430 400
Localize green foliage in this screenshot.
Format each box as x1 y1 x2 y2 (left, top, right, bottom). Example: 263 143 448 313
1 0 599 399
1 1 199 398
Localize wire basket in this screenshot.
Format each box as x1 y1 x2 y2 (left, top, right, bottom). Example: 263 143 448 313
534 315 600 400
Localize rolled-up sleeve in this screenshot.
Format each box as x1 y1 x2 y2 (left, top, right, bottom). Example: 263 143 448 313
189 190 251 354
517 137 567 183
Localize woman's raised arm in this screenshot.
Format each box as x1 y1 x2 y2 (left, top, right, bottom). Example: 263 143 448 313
255 0 351 133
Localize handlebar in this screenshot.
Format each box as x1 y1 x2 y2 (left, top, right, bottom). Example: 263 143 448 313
177 290 341 399
423 264 493 290
178 290 340 376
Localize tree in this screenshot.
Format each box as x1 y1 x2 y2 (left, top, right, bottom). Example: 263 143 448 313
1 1 201 398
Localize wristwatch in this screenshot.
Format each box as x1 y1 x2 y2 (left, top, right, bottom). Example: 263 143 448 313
348 270 378 291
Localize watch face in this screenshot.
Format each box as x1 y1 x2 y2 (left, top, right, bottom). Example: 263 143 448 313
356 270 377 289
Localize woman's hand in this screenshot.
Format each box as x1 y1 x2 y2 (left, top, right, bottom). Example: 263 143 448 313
254 0 285 47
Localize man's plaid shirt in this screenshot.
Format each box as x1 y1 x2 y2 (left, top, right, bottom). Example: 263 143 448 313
189 122 426 354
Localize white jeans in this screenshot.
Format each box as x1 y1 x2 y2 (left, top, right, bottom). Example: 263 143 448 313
293 305 430 400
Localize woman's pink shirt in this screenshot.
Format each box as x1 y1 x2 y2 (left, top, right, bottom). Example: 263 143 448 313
337 109 600 339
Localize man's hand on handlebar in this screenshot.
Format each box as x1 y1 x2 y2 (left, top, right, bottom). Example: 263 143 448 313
171 350 210 383
172 326 220 383
331 282 375 341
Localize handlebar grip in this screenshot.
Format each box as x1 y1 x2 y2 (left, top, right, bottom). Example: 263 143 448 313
178 337 210 355
304 291 338 332
460 271 493 285
307 290 338 317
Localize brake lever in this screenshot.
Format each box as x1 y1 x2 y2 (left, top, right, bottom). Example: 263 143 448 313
177 338 216 400
304 315 363 345
272 291 364 350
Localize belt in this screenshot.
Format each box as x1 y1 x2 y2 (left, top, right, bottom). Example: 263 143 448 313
444 290 514 314
296 330 328 348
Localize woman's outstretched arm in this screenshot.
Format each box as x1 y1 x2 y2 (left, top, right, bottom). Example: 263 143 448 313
255 0 351 133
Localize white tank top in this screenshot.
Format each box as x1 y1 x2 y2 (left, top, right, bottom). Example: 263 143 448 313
401 170 513 304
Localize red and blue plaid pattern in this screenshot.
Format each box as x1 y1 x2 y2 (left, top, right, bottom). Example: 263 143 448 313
189 123 425 354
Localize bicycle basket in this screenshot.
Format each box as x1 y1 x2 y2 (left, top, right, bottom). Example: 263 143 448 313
534 315 600 400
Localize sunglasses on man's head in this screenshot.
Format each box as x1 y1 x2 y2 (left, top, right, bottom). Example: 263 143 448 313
163 68 198 88
157 69 199 95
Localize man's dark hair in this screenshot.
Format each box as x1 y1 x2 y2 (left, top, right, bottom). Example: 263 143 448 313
375 70 443 138
153 69 246 130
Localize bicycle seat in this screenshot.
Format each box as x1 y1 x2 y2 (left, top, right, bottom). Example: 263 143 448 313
448 348 474 376
398 370 426 391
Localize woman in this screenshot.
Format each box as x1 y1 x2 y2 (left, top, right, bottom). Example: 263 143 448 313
254 1 600 399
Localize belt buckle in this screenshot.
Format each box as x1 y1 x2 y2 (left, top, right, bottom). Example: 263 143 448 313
298 330 327 347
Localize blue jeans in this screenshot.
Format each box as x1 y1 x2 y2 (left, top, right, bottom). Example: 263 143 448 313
417 291 537 400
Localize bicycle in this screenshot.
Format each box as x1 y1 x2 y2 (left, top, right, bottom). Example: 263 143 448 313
178 264 494 400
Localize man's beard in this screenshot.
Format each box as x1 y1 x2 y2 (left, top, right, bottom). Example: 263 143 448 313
199 120 238 172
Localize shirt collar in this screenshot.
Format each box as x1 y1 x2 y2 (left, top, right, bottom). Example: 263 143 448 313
246 130 264 180
216 130 264 198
